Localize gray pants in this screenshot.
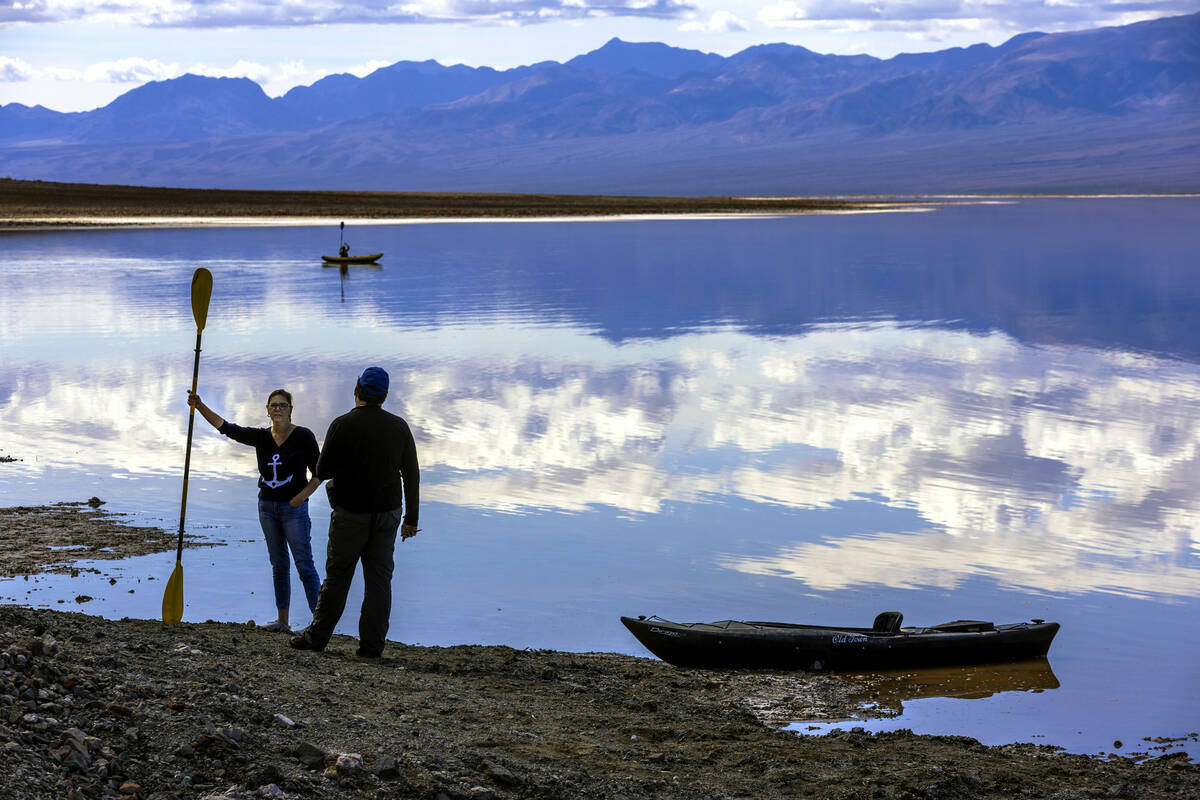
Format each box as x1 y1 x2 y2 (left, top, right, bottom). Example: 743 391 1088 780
306 506 403 655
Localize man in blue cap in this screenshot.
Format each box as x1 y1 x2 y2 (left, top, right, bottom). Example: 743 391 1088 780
291 366 420 658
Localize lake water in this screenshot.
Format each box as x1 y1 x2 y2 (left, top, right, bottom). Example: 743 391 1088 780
1 198 1198 761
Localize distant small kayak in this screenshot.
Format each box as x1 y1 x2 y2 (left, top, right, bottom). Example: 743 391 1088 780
322 253 382 264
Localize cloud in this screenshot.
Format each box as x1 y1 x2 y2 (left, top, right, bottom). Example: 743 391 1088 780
348 60 393 78
0 57 35 82
0 55 370 99
81 58 180 84
756 0 1198 34
0 0 697 28
679 9 748 32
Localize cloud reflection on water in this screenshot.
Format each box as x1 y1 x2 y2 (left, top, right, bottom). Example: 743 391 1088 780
5 296 1200 600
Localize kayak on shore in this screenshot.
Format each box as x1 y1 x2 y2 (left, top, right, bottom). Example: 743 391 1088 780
322 253 382 264
620 611 1059 671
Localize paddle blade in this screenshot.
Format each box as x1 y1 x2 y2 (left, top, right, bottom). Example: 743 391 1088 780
190 268 213 332
162 559 184 625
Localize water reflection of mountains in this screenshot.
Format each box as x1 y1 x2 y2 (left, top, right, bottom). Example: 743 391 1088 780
559 201 1200 361
383 199 1198 361
844 660 1060 717
20 199 1199 360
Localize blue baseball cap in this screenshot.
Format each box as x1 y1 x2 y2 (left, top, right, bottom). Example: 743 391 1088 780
358 366 389 397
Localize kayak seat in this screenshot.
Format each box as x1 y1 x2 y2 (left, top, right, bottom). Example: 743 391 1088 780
873 611 903 633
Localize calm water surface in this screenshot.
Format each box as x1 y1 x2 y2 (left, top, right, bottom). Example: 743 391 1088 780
1 198 1198 760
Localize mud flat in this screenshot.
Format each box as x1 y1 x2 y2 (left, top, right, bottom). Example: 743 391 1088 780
0 503 211 580
0 503 1196 798
0 178 904 228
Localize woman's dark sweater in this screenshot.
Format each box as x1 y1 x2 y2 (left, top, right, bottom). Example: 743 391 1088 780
219 422 320 501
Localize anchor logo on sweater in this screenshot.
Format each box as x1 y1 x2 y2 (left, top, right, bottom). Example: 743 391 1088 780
262 453 293 489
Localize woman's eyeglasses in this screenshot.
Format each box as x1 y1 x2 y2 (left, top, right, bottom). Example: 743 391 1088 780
267 403 291 410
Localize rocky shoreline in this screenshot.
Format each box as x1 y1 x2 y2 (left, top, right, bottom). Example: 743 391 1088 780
1 604 1197 800
0 504 1197 798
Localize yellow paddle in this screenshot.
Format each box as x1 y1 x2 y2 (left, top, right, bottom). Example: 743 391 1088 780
162 267 213 625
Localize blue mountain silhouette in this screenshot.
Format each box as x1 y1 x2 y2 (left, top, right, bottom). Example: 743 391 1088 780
1 13 1196 192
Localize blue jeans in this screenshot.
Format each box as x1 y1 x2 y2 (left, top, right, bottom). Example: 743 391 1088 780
257 499 322 614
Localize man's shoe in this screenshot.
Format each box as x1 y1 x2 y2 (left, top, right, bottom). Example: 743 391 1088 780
290 632 325 652
355 647 382 660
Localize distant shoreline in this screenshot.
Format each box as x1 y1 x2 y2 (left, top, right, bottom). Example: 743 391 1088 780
3 179 1194 230
0 178 879 228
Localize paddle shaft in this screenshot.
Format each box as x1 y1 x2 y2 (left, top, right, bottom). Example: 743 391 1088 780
176 329 203 559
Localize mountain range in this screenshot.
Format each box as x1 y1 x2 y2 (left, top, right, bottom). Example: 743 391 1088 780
2 13 1198 194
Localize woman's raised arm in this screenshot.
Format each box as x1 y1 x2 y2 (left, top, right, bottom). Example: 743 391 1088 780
186 390 226 430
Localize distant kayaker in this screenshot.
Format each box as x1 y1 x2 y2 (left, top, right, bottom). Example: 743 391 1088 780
338 242 350 257
187 389 323 633
290 366 420 660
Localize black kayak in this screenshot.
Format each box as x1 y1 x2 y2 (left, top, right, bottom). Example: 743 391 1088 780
620 612 1059 671
322 253 382 264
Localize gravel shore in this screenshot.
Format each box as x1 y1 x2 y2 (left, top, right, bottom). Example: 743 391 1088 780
0 503 1196 799
2 604 1198 800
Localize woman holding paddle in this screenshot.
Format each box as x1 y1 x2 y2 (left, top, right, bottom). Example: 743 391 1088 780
187 388 323 632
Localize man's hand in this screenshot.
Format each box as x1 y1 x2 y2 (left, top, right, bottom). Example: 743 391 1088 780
400 524 419 541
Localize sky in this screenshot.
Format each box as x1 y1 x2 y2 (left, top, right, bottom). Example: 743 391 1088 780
1 1 1195 112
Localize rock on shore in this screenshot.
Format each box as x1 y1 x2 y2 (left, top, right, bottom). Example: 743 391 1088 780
0 604 1196 800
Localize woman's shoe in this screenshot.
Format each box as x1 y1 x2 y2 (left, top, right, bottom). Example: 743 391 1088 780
263 620 291 633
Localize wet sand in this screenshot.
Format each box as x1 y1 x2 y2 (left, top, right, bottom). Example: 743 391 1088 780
0 178 905 229
0 501 1196 798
